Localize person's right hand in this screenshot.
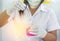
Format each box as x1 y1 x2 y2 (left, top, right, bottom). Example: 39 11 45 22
26 24 47 38
7 0 26 15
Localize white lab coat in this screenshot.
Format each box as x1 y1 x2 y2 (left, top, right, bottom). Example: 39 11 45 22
1 4 60 41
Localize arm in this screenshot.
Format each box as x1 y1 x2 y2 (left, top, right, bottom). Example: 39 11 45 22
0 0 27 28
43 8 60 41
43 30 57 41
0 11 9 27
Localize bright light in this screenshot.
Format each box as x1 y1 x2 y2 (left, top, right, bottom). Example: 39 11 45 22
12 15 31 39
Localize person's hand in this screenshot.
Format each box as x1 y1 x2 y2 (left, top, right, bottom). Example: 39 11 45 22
7 0 26 15
26 24 47 38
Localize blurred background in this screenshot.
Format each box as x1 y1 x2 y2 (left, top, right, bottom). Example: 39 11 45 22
0 0 60 41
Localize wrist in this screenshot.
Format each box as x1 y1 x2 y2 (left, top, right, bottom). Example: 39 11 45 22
39 31 47 38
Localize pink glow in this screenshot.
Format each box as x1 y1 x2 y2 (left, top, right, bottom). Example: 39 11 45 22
26 27 36 36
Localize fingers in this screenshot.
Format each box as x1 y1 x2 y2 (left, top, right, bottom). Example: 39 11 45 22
14 1 26 11
26 26 39 35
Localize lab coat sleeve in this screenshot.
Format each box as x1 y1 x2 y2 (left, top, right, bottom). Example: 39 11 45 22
47 9 60 32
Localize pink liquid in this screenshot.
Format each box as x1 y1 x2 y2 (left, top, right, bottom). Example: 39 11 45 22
26 27 36 36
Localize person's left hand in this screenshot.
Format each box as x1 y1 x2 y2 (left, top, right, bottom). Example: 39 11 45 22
26 24 47 38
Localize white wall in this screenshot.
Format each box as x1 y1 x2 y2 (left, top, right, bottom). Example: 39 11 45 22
2 0 18 12
0 0 2 41
0 29 2 41
2 0 14 11
0 0 2 12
